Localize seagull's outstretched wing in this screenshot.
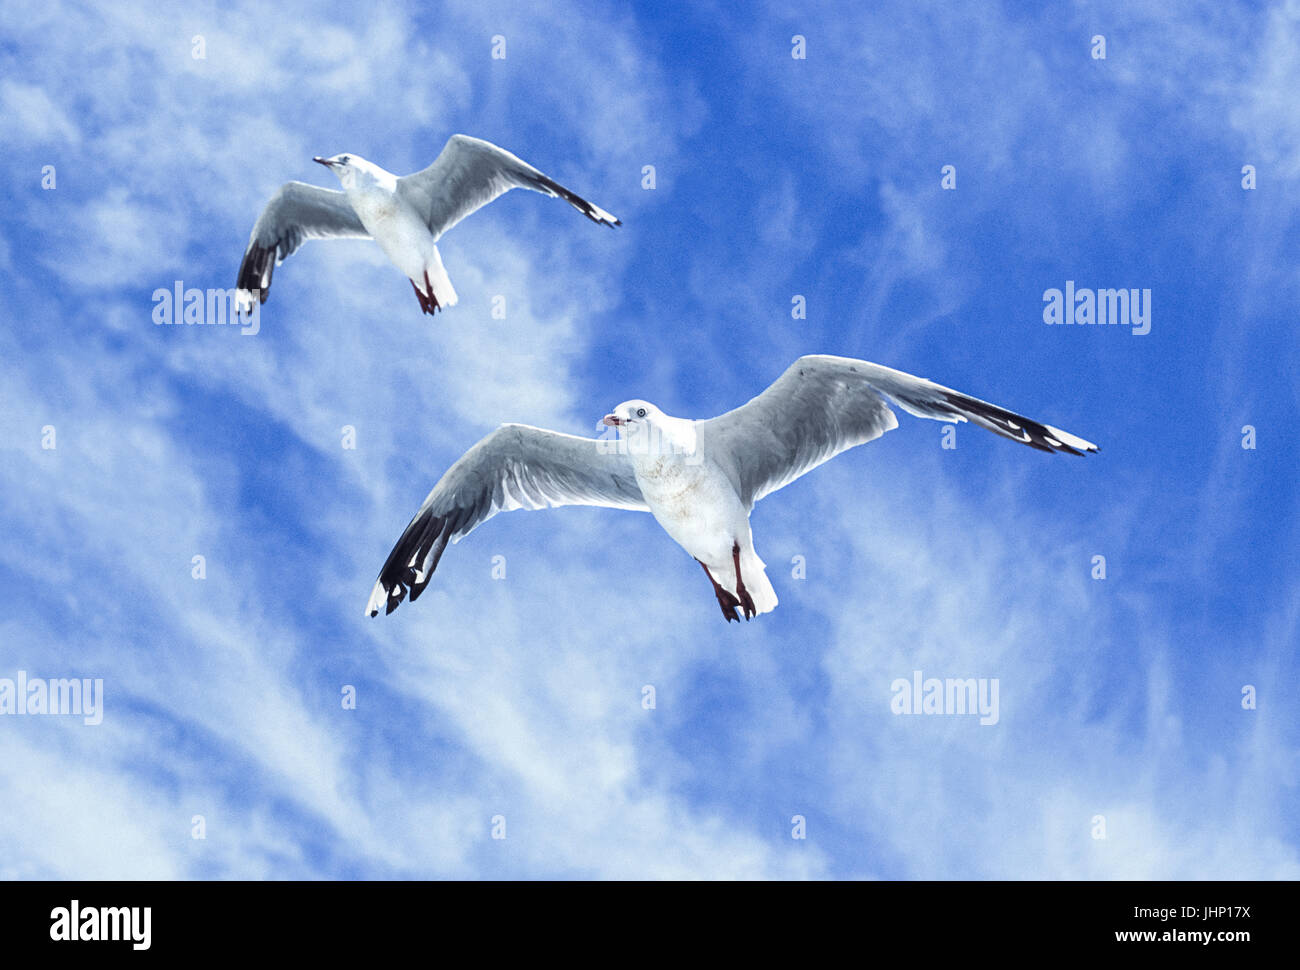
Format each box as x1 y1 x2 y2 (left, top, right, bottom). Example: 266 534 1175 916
236 182 370 309
396 134 621 240
699 355 1098 507
367 424 646 617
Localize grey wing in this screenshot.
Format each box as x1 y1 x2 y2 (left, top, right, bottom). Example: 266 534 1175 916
236 182 369 308
366 424 646 617
395 134 621 240
699 355 1099 508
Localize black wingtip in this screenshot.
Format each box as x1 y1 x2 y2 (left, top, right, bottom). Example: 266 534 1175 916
385 586 404 615
236 242 277 307
527 173 619 228
933 391 1097 458
372 511 451 617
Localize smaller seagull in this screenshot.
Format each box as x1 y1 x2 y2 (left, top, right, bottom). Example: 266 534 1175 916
366 355 1098 623
236 134 621 316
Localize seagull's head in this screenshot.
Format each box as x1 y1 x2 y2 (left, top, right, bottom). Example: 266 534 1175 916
602 400 663 436
312 153 375 189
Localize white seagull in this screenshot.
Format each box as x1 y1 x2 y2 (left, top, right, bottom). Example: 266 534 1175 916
236 134 620 316
366 356 1097 623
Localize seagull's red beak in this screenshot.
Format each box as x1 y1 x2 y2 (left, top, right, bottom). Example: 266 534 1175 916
602 414 624 427
313 156 334 167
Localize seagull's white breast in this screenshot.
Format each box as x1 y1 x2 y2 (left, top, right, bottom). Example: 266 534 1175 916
631 448 748 566
346 184 438 281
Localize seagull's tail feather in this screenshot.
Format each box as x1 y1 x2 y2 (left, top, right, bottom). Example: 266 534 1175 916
739 550 779 617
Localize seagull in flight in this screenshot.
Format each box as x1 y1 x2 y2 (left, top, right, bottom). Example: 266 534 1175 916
236 134 620 316
366 355 1098 623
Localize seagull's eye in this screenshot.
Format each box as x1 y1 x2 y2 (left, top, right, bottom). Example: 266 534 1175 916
340 156 350 165
636 408 647 418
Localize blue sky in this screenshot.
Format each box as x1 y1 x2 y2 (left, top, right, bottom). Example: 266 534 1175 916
0 0 1296 878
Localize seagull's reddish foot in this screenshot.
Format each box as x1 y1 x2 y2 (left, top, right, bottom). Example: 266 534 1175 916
697 559 741 623
732 542 757 620
410 279 432 315
409 274 441 315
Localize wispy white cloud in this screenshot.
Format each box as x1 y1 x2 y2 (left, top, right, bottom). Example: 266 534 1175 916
0 79 81 145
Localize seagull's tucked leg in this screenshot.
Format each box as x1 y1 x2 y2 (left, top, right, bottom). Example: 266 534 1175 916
728 537 779 618
407 263 454 315
414 246 457 312
410 279 433 315
697 559 742 623
731 542 758 620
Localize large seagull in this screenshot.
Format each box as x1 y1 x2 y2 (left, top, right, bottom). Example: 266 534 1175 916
236 134 620 316
366 356 1097 623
